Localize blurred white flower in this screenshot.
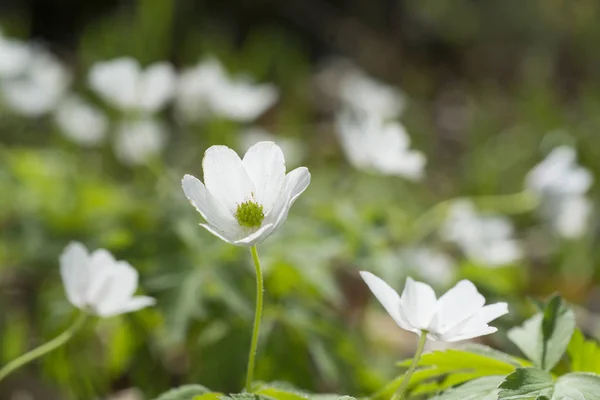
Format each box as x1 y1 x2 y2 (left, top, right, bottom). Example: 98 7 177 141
526 146 593 238
316 58 405 118
114 119 166 165
54 95 108 146
360 271 508 342
240 127 306 167
441 201 522 267
1 47 70 116
176 57 278 123
0 32 30 79
336 112 426 180
59 242 155 318
182 141 310 246
89 57 176 113
401 248 456 287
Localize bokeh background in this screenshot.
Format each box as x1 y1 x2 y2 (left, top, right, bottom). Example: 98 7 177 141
1 0 599 398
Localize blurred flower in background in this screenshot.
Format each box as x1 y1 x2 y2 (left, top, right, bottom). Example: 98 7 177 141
336 111 425 179
526 145 594 238
441 201 522 267
54 95 108 147
176 57 278 123
0 29 30 80
115 119 167 165
1 46 70 117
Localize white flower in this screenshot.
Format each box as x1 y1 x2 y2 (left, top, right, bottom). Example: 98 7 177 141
88 57 176 113
59 242 155 317
239 127 306 167
114 119 166 165
402 248 456 287
1 47 70 116
54 95 108 146
359 271 508 342
441 201 522 267
0 31 31 79
176 58 278 123
553 196 592 239
526 146 593 238
336 112 426 180
182 141 310 246
316 58 405 118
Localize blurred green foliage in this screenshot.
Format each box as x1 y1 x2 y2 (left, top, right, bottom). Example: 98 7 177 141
1 0 600 398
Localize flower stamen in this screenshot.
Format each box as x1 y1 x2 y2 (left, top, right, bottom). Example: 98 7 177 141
235 201 265 228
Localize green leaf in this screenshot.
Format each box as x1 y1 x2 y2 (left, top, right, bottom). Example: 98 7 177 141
372 346 521 398
220 394 275 400
554 372 600 399
430 376 505 400
567 329 600 374
154 385 212 400
498 368 554 399
499 369 600 399
256 386 309 400
507 295 575 371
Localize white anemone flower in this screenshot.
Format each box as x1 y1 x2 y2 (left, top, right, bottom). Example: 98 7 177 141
526 146 594 238
315 58 405 118
114 119 166 165
360 271 508 342
336 112 426 180
0 32 31 79
54 95 108 146
59 242 155 318
88 57 176 113
176 57 278 123
1 47 70 116
182 141 311 246
441 201 522 267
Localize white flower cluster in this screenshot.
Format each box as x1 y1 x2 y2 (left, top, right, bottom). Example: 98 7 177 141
318 59 425 180
0 27 279 166
526 145 593 238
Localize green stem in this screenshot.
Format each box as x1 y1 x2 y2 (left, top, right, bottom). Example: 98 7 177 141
0 312 87 382
391 331 428 400
245 245 264 392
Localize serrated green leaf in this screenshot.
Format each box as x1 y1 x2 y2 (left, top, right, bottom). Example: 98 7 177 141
554 372 600 399
154 385 212 400
373 346 520 399
507 295 575 371
193 394 223 400
567 329 600 374
257 387 309 400
220 394 274 400
430 375 505 400
498 368 554 399
499 369 600 400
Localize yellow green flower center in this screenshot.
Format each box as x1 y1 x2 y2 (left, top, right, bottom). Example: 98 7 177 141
235 200 265 228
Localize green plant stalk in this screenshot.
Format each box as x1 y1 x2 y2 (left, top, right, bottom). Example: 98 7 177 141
0 312 87 382
391 331 428 400
245 245 264 392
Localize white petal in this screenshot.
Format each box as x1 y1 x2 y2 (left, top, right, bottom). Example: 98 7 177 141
96 296 155 318
263 167 311 233
59 242 90 308
114 119 166 165
443 326 498 342
199 223 240 244
202 145 255 211
138 62 176 112
242 141 286 212
429 280 485 335
359 271 412 331
94 261 139 315
232 223 276 246
88 57 139 110
399 277 437 331
182 174 237 234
